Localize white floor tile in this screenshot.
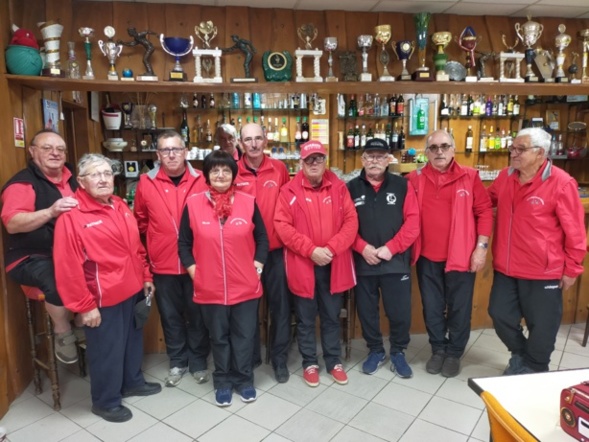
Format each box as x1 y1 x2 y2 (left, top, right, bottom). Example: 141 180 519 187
418 397 482 436
199 414 270 442
306 388 368 423
471 410 491 441
267 376 328 407
276 408 343 442
559 351 589 369
132 384 198 420
8 412 81 442
391 367 446 395
463 346 510 371
331 425 387 442
349 402 414 441
469 333 510 354
435 378 485 410
59 429 102 441
262 433 293 442
399 418 469 442
236 392 300 430
253 363 280 391
0 397 55 433
126 422 193 442
372 382 432 416
36 375 91 410
331 368 388 401
59 396 102 428
162 398 231 438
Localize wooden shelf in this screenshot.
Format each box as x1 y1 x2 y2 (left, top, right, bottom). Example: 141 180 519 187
7 74 589 96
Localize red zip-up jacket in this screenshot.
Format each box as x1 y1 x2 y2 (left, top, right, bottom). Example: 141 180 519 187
134 162 207 274
488 160 586 280
235 155 290 251
178 190 269 305
274 170 358 298
54 189 152 313
407 161 493 271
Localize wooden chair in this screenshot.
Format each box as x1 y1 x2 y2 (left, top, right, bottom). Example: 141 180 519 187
480 390 537 442
582 304 589 347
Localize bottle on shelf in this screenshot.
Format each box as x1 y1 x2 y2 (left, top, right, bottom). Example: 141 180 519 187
367 125 374 142
494 127 501 150
180 109 190 145
232 92 240 109
460 94 468 116
557 134 564 155
373 93 380 116
513 96 520 116
295 117 302 148
390 122 399 150
301 117 309 143
357 95 365 117
365 94 374 116
266 119 274 141
279 117 288 143
252 92 261 110
497 95 505 116
381 96 389 117
488 125 495 150
485 95 493 117
292 93 300 110
354 124 360 149
337 93 346 117
440 94 449 117
398 125 405 150
492 95 498 116
205 119 212 143
467 95 474 116
500 130 507 149
479 124 488 152
347 94 357 118
347 125 355 150
396 95 405 117
389 95 397 117
360 124 367 148
507 95 514 115
465 125 473 152
273 117 279 141
385 124 392 147
244 92 252 109
417 105 426 130
192 93 199 108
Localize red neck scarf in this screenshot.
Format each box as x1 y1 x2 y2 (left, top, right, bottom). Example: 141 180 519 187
208 185 235 219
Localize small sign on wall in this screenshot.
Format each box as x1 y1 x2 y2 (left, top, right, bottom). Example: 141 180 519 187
13 117 24 148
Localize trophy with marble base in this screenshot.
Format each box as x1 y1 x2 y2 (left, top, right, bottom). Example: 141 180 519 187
79 27 95 80
223 34 257 83
554 25 571 83
535 49 555 83
375 25 394 81
294 24 323 82
161 35 193 81
412 12 433 81
392 40 415 81
324 37 338 82
193 21 223 83
38 21 65 77
456 26 481 82
578 29 589 84
118 27 159 81
498 34 524 83
358 35 373 82
515 16 543 83
432 32 451 81
98 26 123 81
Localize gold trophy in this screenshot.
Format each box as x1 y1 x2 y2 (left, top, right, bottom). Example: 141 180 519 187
579 29 589 84
431 31 451 81
498 33 525 82
554 24 571 83
294 24 323 82
375 25 394 82
456 26 481 82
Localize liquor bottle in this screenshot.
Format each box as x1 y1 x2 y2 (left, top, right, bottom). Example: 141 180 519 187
417 105 426 130
205 119 212 143
373 93 380 116
347 126 355 150
389 95 397 116
492 95 498 116
266 119 274 141
440 94 449 116
494 127 501 150
180 109 190 144
472 95 481 116
366 125 374 142
485 95 493 117
557 134 565 155
244 92 252 109
279 117 289 143
301 117 309 143
231 92 240 109
67 41 81 103
294 117 302 148
449 94 457 117
391 122 399 150
365 94 374 116
460 94 468 116
253 92 261 109
385 124 392 148
201 94 207 109
487 125 495 150
479 124 488 152
465 125 473 152
237 116 243 134
347 95 357 117
507 95 514 115
398 125 405 150
360 124 367 148
513 96 520 116
396 95 405 117
357 95 365 117
192 93 199 108
500 130 507 149
354 124 360 149
467 94 474 116
497 95 505 116
337 94 346 117
209 93 215 109
292 93 300 110
505 131 514 150
381 96 389 117
274 117 280 141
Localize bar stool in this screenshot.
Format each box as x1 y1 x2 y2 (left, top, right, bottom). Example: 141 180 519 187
582 304 589 347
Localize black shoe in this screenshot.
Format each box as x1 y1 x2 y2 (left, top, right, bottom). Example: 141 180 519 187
441 356 461 378
426 351 446 374
274 365 290 383
91 405 132 423
122 382 162 398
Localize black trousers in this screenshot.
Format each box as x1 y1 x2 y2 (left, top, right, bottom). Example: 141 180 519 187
293 265 343 371
488 271 562 372
153 273 210 372
201 298 258 391
416 256 476 357
85 292 145 409
355 273 411 354
262 248 293 368
8 255 63 306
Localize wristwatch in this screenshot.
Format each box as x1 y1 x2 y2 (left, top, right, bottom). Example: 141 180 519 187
477 242 488 249
256 267 263 274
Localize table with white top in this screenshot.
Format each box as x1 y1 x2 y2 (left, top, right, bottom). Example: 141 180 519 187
468 368 589 442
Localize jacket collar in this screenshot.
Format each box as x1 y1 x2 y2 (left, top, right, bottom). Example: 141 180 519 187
507 158 551 182
146 161 201 181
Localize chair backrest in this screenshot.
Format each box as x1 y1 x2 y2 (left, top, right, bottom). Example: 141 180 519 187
480 391 537 442
20 285 45 302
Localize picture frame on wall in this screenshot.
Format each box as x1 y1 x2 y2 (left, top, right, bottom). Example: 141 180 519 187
42 99 59 132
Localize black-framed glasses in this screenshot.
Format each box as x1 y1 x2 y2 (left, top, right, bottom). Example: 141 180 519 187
427 143 453 152
302 155 326 165
32 144 67 153
158 147 186 156
508 145 536 155
242 136 264 145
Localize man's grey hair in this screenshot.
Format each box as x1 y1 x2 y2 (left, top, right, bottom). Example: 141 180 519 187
215 124 238 143
157 129 185 149
426 129 455 148
516 127 551 158
77 153 113 177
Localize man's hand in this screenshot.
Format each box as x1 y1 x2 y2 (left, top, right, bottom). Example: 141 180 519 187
144 282 155 298
49 197 78 218
470 247 487 272
254 260 264 279
361 244 381 265
81 308 101 328
376 245 393 262
560 275 577 291
311 247 333 266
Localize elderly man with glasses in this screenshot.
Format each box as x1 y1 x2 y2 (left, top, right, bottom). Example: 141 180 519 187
488 127 586 375
347 138 420 378
407 129 493 378
274 140 358 387
1 129 81 364
133 130 210 388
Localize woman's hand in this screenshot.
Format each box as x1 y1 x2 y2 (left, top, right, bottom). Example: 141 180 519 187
254 260 264 279
81 308 101 328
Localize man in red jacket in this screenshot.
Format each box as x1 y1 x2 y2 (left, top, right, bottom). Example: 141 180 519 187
488 127 586 375
275 140 358 387
134 130 210 388
235 123 292 383
407 129 493 378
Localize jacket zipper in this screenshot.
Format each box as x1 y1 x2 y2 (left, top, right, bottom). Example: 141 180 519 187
219 219 228 304
506 203 514 273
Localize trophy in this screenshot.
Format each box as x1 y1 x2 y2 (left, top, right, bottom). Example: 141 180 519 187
98 26 123 80
78 27 95 80
554 25 571 83
431 31 451 81
456 27 481 82
38 21 65 77
498 33 525 82
375 25 394 81
579 29 589 84
569 52 580 83
413 12 433 81
148 104 157 129
392 40 415 81
339 51 358 82
67 42 81 103
357 35 373 82
324 37 338 82
121 102 134 129
515 16 543 82
294 24 323 82
534 48 555 82
193 21 222 83
160 35 194 81
222 34 257 83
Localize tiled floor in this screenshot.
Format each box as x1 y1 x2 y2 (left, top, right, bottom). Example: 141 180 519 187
2 323 589 441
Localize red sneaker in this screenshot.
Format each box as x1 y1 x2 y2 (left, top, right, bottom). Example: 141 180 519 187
303 365 320 387
330 364 348 385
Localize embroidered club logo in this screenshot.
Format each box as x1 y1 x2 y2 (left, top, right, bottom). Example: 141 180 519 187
527 196 545 206
263 180 277 188
456 189 470 197
323 196 332 205
354 195 366 206
230 218 248 226
386 193 396 205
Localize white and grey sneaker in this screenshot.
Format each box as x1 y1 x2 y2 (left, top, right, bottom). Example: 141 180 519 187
165 367 188 387
192 370 210 384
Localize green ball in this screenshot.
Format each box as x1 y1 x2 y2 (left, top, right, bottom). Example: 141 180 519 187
5 45 43 76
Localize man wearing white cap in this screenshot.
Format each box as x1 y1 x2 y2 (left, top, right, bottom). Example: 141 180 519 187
274 140 358 387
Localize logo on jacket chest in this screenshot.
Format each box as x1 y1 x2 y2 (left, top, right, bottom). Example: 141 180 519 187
386 193 397 205
263 180 278 188
230 218 249 226
354 195 366 207
526 196 545 206
456 189 470 197
84 220 103 228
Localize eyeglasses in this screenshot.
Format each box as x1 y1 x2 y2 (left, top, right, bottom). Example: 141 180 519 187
302 155 326 165
427 144 453 152
81 171 114 181
362 154 389 163
158 147 186 156
33 144 66 153
210 168 233 177
242 136 264 145
508 145 536 155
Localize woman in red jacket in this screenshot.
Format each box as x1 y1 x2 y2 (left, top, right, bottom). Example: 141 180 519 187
54 154 160 423
178 150 268 407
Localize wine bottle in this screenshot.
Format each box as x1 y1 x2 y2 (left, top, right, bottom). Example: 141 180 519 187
301 117 309 143
465 125 473 152
180 109 190 145
280 117 288 143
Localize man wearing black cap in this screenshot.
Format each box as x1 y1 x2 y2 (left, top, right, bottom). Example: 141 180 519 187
347 138 420 377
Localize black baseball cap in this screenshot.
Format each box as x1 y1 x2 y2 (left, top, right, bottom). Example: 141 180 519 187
364 138 389 151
